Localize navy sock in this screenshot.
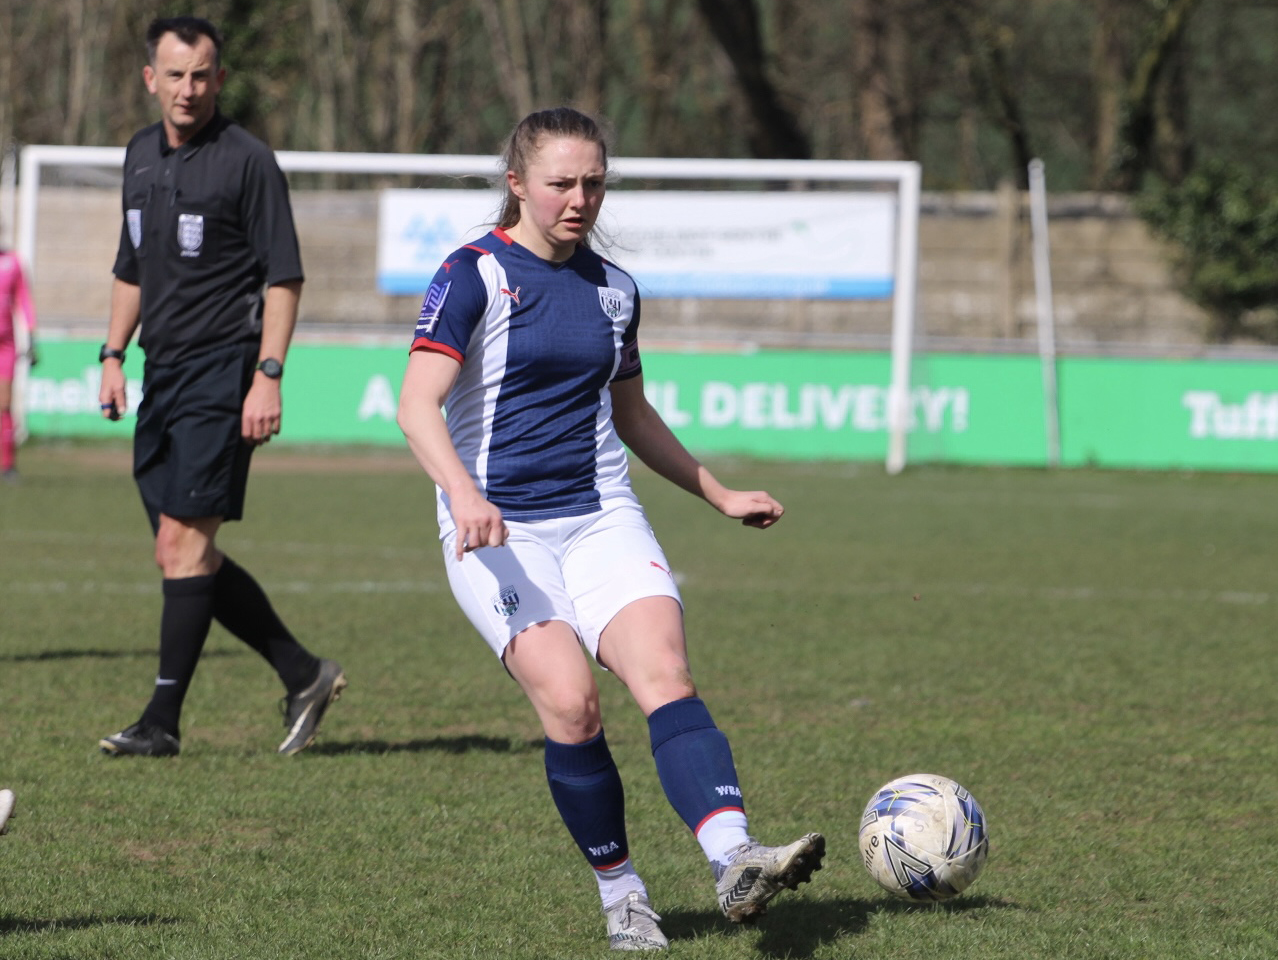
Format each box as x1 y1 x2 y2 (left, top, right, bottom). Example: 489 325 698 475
140 574 217 737
213 555 319 692
648 697 745 834
545 730 630 869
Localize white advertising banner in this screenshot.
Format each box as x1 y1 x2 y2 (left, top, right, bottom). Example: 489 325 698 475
377 189 897 299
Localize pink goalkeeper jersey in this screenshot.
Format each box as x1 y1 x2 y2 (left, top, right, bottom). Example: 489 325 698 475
0 250 36 345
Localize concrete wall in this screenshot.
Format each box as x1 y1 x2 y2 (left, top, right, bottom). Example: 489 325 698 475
30 185 1210 349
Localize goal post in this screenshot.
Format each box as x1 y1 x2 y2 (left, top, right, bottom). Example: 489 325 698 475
14 145 921 472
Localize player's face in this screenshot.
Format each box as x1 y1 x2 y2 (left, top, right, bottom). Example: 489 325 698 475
506 136 606 262
144 32 225 146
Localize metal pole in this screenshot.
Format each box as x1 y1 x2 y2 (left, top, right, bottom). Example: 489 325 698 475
886 162 921 475
1028 159 1061 467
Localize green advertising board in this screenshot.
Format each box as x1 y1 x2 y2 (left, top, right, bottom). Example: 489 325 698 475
18 338 1278 472
633 350 1049 465
20 339 411 445
1059 356 1278 471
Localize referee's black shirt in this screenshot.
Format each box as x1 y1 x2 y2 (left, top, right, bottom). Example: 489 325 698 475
112 111 304 367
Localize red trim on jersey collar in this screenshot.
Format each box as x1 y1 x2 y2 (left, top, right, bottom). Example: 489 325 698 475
491 226 586 255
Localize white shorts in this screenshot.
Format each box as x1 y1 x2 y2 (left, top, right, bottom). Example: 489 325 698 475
443 498 683 662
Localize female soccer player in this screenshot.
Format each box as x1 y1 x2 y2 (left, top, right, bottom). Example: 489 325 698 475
397 107 823 951
0 244 37 481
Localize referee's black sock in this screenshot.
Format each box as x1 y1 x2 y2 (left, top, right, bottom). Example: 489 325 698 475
212 555 320 693
140 574 217 738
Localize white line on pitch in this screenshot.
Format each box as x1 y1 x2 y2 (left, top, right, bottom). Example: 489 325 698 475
6 579 1268 605
10 580 444 595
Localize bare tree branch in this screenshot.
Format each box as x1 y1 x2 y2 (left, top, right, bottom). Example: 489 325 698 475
1102 0 1202 190
694 0 811 159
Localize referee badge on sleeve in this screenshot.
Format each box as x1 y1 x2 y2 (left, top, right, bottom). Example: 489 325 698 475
127 209 143 249
178 214 204 258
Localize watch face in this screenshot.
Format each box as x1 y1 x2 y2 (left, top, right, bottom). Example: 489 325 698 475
258 359 283 378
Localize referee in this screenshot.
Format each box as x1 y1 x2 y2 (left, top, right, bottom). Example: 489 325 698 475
97 16 346 758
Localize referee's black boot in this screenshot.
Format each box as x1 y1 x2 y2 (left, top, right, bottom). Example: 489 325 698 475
99 721 181 757
278 658 347 756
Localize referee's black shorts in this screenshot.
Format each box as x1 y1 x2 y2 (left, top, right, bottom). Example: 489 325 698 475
133 341 259 534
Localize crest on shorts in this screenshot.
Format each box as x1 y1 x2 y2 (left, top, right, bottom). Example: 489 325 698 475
492 585 520 618
598 287 625 319
178 214 204 257
127 209 143 249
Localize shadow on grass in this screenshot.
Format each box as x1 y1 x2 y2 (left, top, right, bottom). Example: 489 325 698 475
0 648 241 663
306 735 545 756
659 894 1019 957
0 913 180 935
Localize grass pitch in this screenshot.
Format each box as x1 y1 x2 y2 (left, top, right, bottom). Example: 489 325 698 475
1 442 1276 959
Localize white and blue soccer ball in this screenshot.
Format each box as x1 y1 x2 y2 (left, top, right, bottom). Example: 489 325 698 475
858 773 989 901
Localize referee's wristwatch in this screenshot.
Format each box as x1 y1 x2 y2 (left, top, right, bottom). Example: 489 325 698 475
99 344 126 363
257 358 284 379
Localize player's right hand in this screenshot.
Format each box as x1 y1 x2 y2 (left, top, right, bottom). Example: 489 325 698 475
98 362 126 420
448 488 508 560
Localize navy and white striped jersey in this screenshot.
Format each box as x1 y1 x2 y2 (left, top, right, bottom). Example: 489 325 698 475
410 228 644 526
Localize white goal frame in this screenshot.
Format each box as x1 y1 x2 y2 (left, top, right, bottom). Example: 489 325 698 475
13 145 921 473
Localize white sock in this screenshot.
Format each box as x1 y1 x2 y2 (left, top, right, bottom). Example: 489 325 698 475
696 809 750 866
594 858 648 908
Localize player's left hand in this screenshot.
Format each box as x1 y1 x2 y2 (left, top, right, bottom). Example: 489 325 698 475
719 490 785 529
242 377 282 445
26 342 38 368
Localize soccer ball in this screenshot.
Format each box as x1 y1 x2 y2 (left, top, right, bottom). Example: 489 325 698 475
858 773 989 901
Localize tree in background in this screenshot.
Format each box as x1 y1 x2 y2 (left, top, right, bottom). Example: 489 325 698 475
941 0 1036 187
694 0 810 159
0 0 1273 193
1094 0 1202 192
1137 161 1278 343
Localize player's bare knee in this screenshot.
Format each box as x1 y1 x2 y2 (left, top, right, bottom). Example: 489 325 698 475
153 529 178 571
625 663 696 716
536 689 601 742
153 519 218 578
645 656 695 696
154 540 192 577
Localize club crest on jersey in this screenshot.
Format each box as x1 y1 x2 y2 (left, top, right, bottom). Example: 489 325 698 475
492 585 520 618
127 209 143 250
177 214 204 257
416 280 451 337
598 287 625 319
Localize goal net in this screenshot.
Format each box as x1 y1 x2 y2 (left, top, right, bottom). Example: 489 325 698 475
10 146 921 472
